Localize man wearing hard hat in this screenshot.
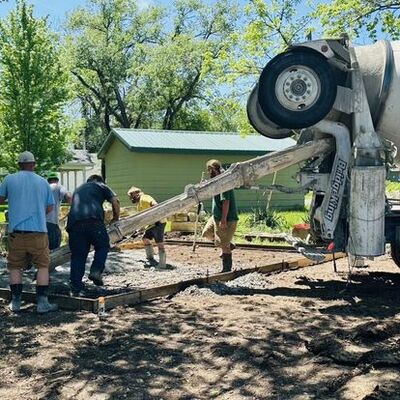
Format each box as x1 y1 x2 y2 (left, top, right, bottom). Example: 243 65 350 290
0 151 58 313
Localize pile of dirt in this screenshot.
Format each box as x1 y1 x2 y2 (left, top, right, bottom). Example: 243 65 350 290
225 271 272 289
176 272 273 298
177 285 219 297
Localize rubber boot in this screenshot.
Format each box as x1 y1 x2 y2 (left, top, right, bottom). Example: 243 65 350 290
36 286 58 314
220 243 236 259
221 253 232 272
145 244 157 265
9 284 23 312
158 250 167 269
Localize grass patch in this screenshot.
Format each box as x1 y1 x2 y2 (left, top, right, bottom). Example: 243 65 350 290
235 209 309 241
387 181 400 195
279 210 309 227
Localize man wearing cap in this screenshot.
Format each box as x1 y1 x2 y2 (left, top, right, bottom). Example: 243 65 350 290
0 151 58 313
46 172 72 250
67 174 120 296
202 159 238 272
127 186 167 268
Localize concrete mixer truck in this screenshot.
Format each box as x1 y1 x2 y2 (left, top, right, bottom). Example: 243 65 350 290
247 37 400 267
50 37 400 270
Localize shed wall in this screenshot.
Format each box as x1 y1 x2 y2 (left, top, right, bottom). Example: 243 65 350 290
104 139 304 211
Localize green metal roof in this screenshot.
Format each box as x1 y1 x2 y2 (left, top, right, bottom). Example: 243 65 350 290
98 128 297 158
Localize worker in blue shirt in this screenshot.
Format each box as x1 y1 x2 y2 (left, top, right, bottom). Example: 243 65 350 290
0 151 58 314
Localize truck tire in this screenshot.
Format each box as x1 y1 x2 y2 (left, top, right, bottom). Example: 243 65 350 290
258 49 337 129
247 85 293 139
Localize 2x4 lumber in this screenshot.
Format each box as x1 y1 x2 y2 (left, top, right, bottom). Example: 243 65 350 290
0 289 96 312
164 239 297 252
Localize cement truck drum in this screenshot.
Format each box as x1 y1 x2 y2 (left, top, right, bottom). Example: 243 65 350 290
257 49 337 129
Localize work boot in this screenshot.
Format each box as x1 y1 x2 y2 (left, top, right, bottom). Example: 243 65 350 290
36 286 58 314
9 284 23 312
158 250 167 269
145 244 155 261
220 243 236 258
69 283 84 297
88 271 104 286
221 253 232 273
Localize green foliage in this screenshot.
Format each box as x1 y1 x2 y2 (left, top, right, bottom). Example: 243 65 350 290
217 0 318 136
66 0 239 150
278 209 309 227
235 209 309 240
251 207 286 229
0 0 72 172
227 0 315 80
386 181 400 194
316 1 400 39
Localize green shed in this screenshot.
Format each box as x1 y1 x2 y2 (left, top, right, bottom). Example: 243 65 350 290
98 129 304 211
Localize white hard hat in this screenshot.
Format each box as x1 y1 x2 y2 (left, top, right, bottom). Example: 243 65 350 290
18 151 36 163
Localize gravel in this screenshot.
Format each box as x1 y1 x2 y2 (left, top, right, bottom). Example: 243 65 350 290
177 272 273 298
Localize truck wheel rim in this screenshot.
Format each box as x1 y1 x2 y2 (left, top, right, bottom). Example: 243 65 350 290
275 65 321 111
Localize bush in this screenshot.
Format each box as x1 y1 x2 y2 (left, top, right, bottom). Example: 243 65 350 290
251 207 286 230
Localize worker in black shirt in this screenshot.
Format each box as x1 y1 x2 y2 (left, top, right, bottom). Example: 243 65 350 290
67 175 120 296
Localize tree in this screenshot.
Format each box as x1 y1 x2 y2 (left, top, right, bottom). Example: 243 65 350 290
226 0 314 80
66 0 239 150
213 0 316 135
316 0 400 40
136 0 239 129
0 0 72 172
66 0 164 148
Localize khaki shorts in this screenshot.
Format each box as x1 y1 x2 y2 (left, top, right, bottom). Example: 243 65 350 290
7 232 50 270
202 217 237 248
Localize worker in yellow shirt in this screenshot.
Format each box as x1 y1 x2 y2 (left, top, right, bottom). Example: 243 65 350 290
127 187 167 268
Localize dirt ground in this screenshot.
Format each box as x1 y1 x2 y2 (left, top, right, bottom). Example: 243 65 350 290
1 246 400 400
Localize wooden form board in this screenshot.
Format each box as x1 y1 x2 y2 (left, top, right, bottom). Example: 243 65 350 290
0 252 345 313
103 252 345 311
165 239 298 252
0 289 97 312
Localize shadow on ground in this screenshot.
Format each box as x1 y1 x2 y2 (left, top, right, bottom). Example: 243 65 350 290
1 268 400 399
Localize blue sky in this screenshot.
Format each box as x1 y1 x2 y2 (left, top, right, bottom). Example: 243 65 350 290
0 0 85 17
0 0 153 17
0 0 85 29
0 0 155 28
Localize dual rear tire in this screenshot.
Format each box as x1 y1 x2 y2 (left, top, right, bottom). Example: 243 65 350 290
248 49 337 136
